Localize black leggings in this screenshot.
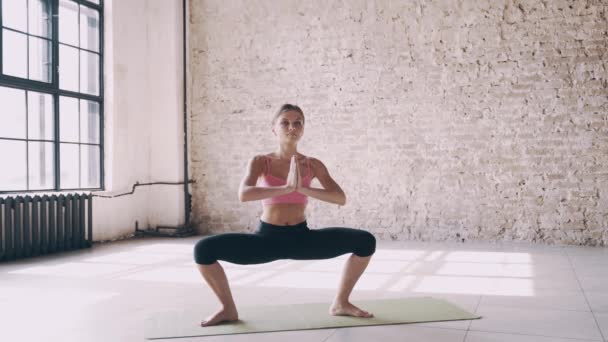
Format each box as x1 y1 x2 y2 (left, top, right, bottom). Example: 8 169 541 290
194 221 376 265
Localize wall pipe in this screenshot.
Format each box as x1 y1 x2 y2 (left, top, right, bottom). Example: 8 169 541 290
182 0 191 228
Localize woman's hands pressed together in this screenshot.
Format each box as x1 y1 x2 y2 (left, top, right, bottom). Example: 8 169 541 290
285 155 302 192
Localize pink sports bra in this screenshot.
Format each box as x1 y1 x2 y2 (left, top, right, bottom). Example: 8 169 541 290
258 156 313 205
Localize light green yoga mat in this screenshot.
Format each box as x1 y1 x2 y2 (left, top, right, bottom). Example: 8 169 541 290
145 297 481 339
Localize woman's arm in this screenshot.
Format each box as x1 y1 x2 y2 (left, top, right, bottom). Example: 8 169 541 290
238 155 295 202
297 158 346 206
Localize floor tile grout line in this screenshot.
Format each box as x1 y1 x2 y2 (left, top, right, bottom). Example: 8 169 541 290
462 294 483 342
321 329 338 342
466 328 605 341
567 252 606 342
469 303 592 314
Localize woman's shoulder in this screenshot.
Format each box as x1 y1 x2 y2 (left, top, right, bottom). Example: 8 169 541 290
250 154 269 162
304 155 323 165
293 153 315 161
301 156 327 176
248 154 271 169
256 152 278 160
247 154 271 175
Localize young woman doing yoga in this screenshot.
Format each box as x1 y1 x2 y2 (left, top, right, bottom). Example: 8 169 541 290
193 104 376 326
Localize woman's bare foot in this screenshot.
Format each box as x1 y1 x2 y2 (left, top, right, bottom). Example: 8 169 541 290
200 306 239 327
329 301 373 318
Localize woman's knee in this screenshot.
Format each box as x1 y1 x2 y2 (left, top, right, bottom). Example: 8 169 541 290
355 230 376 257
193 236 218 265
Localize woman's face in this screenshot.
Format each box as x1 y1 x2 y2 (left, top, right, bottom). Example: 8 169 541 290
273 110 305 143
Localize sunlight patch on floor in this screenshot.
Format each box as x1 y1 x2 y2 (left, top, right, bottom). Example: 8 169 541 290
8 262 136 277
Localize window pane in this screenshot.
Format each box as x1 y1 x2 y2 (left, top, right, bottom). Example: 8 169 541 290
2 0 27 32
81 144 99 188
29 0 52 38
80 5 99 52
80 100 99 143
80 50 99 95
28 91 54 140
60 143 79 189
59 0 79 46
29 36 52 82
0 139 27 191
28 141 54 190
0 86 26 139
3 29 27 78
59 96 79 142
59 44 79 91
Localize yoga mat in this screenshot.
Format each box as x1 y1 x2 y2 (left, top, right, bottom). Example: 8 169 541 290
144 297 481 339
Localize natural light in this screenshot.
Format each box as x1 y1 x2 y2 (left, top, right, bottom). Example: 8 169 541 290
6 245 536 297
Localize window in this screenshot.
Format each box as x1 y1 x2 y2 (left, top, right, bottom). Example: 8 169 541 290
0 0 103 193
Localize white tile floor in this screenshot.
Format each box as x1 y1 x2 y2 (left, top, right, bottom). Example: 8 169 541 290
0 236 607 342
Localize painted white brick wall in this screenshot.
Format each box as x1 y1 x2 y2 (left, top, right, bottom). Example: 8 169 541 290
94 0 185 241
188 0 608 245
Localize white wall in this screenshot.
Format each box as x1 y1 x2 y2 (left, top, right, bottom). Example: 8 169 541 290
94 0 186 241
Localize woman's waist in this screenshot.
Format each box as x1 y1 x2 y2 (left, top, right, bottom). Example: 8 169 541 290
256 219 309 235
260 204 307 226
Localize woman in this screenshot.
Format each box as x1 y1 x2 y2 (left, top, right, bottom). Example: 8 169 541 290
194 104 376 327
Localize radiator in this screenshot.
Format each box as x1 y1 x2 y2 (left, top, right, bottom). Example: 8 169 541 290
0 194 93 262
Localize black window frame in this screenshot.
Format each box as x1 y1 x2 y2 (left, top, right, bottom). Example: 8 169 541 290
0 0 104 194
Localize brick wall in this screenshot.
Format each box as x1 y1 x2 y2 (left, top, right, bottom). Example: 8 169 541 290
188 0 608 245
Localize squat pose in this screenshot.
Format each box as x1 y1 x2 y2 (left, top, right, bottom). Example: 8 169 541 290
194 104 376 326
